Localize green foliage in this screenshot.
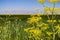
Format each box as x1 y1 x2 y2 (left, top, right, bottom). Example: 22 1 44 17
0 15 60 40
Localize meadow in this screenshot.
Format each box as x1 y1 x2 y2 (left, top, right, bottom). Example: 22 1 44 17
0 0 60 40
0 15 60 40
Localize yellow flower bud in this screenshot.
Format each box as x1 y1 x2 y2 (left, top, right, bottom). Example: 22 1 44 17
47 20 56 23
35 8 39 11
46 32 53 36
37 0 45 4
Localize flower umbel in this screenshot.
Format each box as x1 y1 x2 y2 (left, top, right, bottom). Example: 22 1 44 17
47 20 56 23
49 0 58 3
37 0 45 4
46 32 53 36
27 16 42 24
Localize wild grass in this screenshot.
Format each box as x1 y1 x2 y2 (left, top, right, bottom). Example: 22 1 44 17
0 15 60 40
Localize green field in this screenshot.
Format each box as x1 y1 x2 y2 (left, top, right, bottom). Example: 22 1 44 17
0 15 60 40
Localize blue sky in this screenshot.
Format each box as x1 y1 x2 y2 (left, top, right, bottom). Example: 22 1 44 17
0 0 60 14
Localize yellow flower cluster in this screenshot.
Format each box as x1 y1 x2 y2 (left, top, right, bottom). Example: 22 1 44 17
27 16 42 24
49 0 59 3
47 20 56 23
44 8 60 12
37 0 45 4
55 25 60 29
35 8 39 11
54 25 60 33
37 23 49 30
24 27 41 37
46 32 53 36
41 24 49 31
24 26 35 32
30 29 41 36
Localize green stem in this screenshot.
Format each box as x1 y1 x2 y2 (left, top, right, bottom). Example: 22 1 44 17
43 4 50 20
53 33 55 40
52 3 56 40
